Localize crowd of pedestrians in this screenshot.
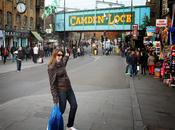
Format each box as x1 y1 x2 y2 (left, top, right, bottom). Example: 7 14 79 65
0 44 53 72
124 45 159 77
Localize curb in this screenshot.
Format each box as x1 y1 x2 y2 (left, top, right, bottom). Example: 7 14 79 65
130 78 146 130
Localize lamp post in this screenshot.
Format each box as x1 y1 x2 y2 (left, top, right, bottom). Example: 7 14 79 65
122 5 125 44
63 0 66 53
130 0 133 32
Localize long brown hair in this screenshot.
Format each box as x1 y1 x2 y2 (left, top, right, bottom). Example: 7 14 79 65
48 48 63 66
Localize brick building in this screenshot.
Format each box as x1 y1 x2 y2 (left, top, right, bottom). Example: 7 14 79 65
0 0 44 48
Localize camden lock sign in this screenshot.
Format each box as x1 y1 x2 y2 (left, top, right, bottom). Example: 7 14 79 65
55 6 150 31
69 12 135 26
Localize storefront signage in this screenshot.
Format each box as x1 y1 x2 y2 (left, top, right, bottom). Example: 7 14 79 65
146 26 156 36
55 6 150 31
5 31 15 36
156 19 167 27
69 12 134 26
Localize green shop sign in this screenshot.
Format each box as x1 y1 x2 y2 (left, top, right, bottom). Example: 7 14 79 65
69 12 135 26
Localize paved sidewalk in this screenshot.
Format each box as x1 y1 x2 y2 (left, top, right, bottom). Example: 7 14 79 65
0 58 50 74
132 74 175 130
0 89 133 130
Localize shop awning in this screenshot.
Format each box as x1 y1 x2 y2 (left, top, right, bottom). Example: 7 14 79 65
31 31 43 42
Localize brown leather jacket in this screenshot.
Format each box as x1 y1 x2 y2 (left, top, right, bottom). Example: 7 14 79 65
48 56 71 103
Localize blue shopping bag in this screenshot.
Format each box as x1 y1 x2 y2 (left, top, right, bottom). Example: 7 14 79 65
47 105 64 130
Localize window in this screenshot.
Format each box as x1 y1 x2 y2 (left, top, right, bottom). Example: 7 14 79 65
24 15 27 26
30 0 33 8
30 17 33 28
16 14 21 29
16 0 25 3
7 12 12 28
0 10 3 27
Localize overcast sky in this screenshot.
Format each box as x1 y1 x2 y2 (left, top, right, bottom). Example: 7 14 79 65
45 0 146 10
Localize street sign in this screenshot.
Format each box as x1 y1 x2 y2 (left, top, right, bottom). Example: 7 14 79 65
146 26 156 36
156 19 167 27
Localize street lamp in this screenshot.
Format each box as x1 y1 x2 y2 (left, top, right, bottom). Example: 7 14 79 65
63 0 66 53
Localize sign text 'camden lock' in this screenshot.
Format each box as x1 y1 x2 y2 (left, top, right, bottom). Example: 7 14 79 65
69 12 134 26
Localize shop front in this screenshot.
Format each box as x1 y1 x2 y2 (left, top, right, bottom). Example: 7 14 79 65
16 31 30 47
5 31 14 48
30 31 43 47
4 30 30 49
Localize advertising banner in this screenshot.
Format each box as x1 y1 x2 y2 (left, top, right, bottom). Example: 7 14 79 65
146 26 156 36
156 19 167 27
55 6 150 31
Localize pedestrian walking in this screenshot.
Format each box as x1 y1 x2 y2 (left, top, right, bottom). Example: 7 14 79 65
3 47 9 64
33 44 38 63
139 51 148 75
72 46 77 58
14 47 24 72
38 46 44 63
25 46 31 61
48 48 78 130
10 45 16 62
0 45 4 61
125 50 133 77
147 52 155 75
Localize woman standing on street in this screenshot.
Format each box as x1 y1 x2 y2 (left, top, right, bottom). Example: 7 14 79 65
48 48 78 130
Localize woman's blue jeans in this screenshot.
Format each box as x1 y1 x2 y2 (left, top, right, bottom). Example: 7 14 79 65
58 89 78 128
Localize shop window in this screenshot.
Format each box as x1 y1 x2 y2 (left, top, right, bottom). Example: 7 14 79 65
30 0 33 8
16 14 21 29
23 15 27 27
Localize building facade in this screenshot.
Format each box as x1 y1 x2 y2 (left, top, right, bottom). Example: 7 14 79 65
146 0 161 25
0 0 44 48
